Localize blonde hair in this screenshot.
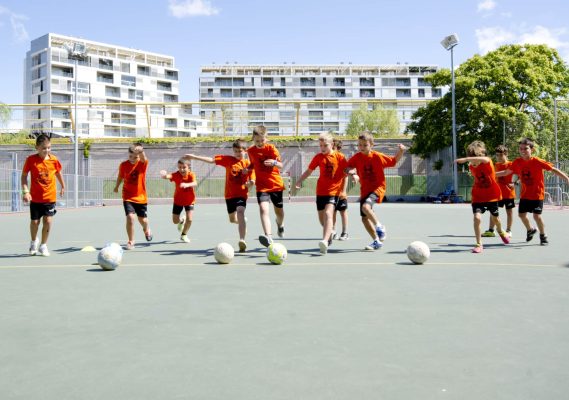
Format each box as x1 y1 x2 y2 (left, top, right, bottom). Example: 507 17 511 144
466 140 487 157
252 125 267 137
318 132 333 144
178 157 191 166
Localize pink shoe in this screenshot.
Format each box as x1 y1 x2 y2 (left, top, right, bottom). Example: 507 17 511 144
499 231 510 244
125 241 135 250
471 243 483 253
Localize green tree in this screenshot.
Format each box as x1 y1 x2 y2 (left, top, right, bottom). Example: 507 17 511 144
406 44 569 159
0 102 11 127
346 104 400 136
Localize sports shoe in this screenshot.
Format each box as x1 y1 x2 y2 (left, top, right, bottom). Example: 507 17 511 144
506 229 512 238
318 240 329 254
259 235 273 247
499 231 510 244
276 220 285 238
482 229 496 237
526 228 537 242
38 244 50 257
364 240 382 251
471 243 483 254
540 234 549 246
331 230 338 240
125 241 135 250
145 229 153 242
375 224 386 241
29 238 39 256
177 215 186 232
180 234 191 243
339 232 349 241
238 239 247 253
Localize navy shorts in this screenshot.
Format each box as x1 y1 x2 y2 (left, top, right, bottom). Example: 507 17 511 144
256 191 284 208
30 201 57 220
225 197 247 214
518 199 544 215
335 197 348 212
498 198 516 209
172 204 195 215
123 201 148 218
471 202 500 216
359 192 380 217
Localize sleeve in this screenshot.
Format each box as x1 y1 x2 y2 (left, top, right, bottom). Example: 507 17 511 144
214 155 225 166
22 156 31 174
308 154 321 170
271 145 281 161
537 158 553 171
168 172 177 183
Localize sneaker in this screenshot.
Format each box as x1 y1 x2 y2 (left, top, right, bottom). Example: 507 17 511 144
506 229 512 238
125 241 135 250
180 234 191 243
318 240 329 254
339 232 349 241
499 231 510 244
482 229 496 237
526 228 537 242
375 224 386 241
238 239 247 253
145 229 153 242
364 240 382 251
276 220 285 238
259 235 273 247
540 234 549 246
38 244 50 257
471 243 483 254
177 216 186 232
29 239 39 256
331 230 338 240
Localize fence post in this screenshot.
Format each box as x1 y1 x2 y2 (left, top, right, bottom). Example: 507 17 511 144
11 152 19 212
295 102 300 136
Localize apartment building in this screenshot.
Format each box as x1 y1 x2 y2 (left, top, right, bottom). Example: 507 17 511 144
199 64 443 135
24 33 208 138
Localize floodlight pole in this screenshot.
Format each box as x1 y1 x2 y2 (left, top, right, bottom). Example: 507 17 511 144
73 56 79 208
450 44 458 198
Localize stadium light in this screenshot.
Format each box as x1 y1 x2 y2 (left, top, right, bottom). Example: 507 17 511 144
441 34 459 197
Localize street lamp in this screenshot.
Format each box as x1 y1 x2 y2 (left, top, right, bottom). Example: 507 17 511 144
440 33 459 197
66 42 88 208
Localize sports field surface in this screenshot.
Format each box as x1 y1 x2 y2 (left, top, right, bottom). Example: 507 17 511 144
1 202 568 400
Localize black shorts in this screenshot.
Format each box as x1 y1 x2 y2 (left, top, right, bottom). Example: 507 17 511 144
316 195 339 211
359 192 380 217
471 202 500 216
30 201 57 220
172 204 195 215
225 197 247 214
123 201 148 218
498 198 516 209
518 199 544 215
256 191 284 208
335 197 348 212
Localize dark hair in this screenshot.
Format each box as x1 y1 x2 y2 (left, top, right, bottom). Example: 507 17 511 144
128 142 143 153
333 139 343 150
232 139 247 150
495 145 508 155
35 134 51 147
518 137 534 148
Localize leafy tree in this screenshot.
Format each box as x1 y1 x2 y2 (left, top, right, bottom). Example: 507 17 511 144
346 104 400 136
406 44 569 159
0 102 11 127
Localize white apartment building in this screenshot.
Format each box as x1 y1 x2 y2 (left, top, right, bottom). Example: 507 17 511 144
199 64 443 135
24 33 208 138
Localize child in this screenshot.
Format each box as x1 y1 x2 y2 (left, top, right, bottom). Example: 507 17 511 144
455 140 510 254
159 156 197 244
496 137 569 245
21 134 65 256
185 139 255 252
482 145 516 238
246 125 285 247
332 138 349 241
346 132 406 251
113 143 152 250
295 133 348 254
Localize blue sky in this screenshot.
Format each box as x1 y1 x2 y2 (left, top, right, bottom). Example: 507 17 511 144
1 0 568 106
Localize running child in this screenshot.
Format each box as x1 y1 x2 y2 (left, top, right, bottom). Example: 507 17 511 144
332 138 349 241
21 134 65 256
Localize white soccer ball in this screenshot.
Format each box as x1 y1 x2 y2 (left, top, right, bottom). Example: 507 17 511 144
214 242 235 264
98 242 124 270
406 241 430 265
267 243 287 265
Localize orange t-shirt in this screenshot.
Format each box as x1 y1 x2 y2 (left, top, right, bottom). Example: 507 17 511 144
495 161 516 200
247 143 284 192
510 157 553 200
22 154 62 203
308 151 348 196
119 159 148 204
170 171 196 206
347 151 397 201
469 161 501 203
214 155 254 199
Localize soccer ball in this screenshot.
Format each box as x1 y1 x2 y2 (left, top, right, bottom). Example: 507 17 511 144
406 241 430 265
267 243 287 265
214 242 235 264
98 242 123 270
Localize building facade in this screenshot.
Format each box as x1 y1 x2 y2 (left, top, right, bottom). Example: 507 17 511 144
199 64 443 136
24 33 208 138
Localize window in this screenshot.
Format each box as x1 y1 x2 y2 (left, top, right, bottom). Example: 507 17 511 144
418 78 430 87
137 65 150 76
360 89 375 98
220 89 232 98
301 89 316 98
333 78 345 86
105 86 121 97
121 62 130 73
360 78 375 87
165 118 177 128
330 89 345 98
99 58 113 70
418 88 425 98
233 78 245 86
52 108 70 119
165 70 178 80
300 77 315 86
69 82 90 93
280 77 286 86
157 81 172 91
164 94 178 102
121 75 136 87
97 72 114 83
432 88 442 97
262 77 273 86
215 78 232 86
396 88 411 98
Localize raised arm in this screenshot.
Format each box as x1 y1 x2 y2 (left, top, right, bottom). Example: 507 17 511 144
455 156 491 164
394 143 407 162
552 167 569 184
133 144 146 163
185 153 214 164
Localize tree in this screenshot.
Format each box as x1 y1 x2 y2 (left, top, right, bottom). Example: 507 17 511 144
345 104 400 136
0 102 11 127
406 44 569 159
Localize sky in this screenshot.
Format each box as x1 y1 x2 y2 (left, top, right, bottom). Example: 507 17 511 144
0 0 568 107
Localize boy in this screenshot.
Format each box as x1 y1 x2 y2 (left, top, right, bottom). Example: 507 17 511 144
113 143 152 250
482 145 516 238
455 140 510 254
186 139 255 252
332 138 349 241
159 156 197 244
246 125 285 247
496 137 569 245
346 132 406 251
295 133 348 254
21 134 65 256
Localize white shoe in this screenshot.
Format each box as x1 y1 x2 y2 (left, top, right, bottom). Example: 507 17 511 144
238 239 247 253
180 234 191 243
29 239 39 255
177 216 186 232
318 240 328 254
38 244 50 257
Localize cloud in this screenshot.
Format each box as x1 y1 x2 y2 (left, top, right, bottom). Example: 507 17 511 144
477 0 496 12
475 27 515 54
519 25 569 49
476 25 569 55
168 0 220 18
0 6 29 42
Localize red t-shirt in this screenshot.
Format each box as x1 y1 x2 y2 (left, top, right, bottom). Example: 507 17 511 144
510 157 553 200
247 144 284 192
495 161 515 200
22 154 62 203
308 151 348 196
347 151 397 200
214 155 254 199
119 159 148 204
169 171 196 206
469 161 502 203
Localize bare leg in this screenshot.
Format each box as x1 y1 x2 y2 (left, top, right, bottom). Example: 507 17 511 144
126 213 136 243
236 206 246 240
274 205 284 228
506 208 513 231
518 212 532 231
40 215 53 245
259 201 272 236
473 212 482 244
362 216 377 240
533 213 545 235
181 210 193 235
319 204 335 241
30 219 40 241
340 209 348 233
